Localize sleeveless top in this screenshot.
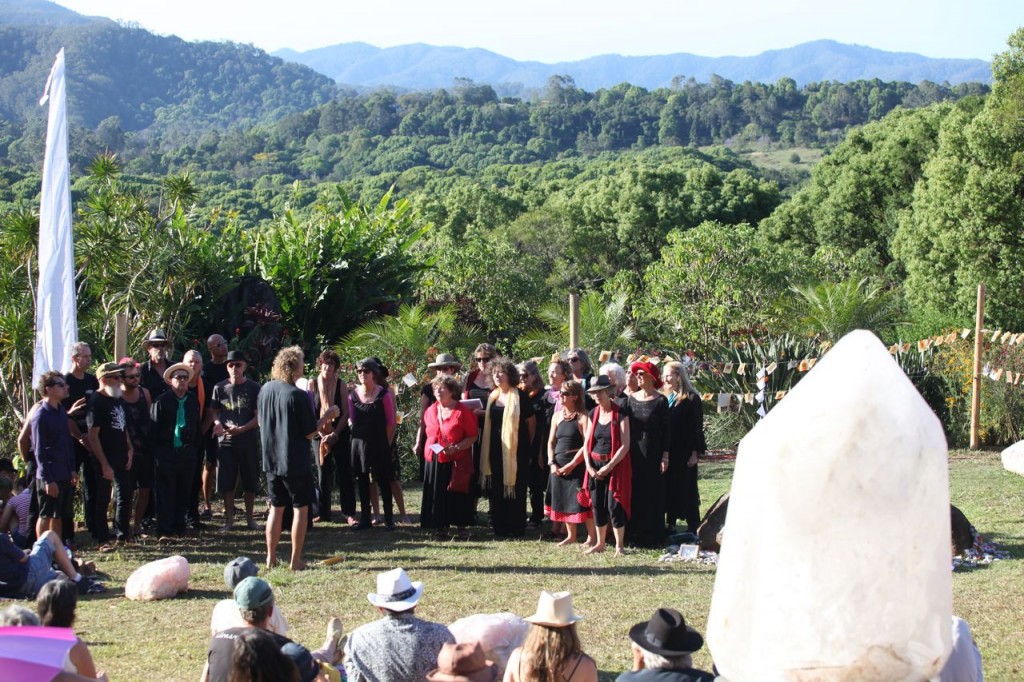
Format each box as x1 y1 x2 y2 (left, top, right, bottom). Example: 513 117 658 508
592 420 613 456
554 418 584 457
122 392 150 452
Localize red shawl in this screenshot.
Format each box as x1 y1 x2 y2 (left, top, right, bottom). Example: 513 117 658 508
584 403 632 519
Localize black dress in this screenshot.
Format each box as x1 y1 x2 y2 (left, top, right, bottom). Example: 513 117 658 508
665 392 706 532
544 417 590 523
627 394 670 547
467 382 491 509
526 390 549 525
485 389 535 537
350 387 394 524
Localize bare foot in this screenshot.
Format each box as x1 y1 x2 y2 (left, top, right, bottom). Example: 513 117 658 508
614 547 625 557
584 543 605 554
290 560 308 571
557 536 575 546
266 556 279 569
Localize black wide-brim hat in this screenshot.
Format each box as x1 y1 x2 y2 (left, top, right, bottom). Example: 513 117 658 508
628 608 704 657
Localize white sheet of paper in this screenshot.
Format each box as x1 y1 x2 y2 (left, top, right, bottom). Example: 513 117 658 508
402 372 417 387
430 443 444 454
460 398 484 410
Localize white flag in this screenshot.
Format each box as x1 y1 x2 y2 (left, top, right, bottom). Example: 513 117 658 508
33 48 78 385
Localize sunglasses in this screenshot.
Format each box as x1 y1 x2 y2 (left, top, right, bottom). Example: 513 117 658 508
227 362 244 368
475 356 491 362
123 374 140 380
569 357 581 362
171 374 189 381
559 391 573 397
47 380 67 388
355 368 372 374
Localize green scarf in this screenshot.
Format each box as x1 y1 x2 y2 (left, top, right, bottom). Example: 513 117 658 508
174 394 188 448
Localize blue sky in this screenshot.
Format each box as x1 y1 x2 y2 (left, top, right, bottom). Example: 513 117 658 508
55 0 1019 62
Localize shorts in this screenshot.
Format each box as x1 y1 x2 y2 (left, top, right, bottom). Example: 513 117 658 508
23 536 59 597
35 479 73 520
217 441 261 495
204 433 219 466
133 450 155 489
267 471 314 508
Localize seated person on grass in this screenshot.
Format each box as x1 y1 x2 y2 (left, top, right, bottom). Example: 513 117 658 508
202 576 343 682
0 529 103 599
0 475 34 548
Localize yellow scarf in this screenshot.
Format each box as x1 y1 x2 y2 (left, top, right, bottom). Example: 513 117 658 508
480 387 520 498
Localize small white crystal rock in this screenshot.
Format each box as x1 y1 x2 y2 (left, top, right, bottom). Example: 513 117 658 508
1001 440 1024 476
706 330 952 681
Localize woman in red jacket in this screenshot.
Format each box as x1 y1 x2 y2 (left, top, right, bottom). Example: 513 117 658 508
423 374 479 540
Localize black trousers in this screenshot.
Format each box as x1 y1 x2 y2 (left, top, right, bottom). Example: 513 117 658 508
313 434 355 520
357 472 392 524
156 449 196 536
92 458 134 540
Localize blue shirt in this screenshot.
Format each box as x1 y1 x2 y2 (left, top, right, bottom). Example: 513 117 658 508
31 400 75 483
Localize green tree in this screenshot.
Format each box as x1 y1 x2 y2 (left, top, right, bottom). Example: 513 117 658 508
246 187 432 346
893 33 1024 328
777 277 905 343
638 221 808 353
516 291 636 356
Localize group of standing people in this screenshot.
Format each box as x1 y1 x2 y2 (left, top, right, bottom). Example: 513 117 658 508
418 344 707 552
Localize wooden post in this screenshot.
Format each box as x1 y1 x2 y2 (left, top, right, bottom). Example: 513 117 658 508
969 283 985 450
114 312 128 362
568 293 580 350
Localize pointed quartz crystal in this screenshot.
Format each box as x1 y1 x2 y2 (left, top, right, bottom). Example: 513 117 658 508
706 330 952 681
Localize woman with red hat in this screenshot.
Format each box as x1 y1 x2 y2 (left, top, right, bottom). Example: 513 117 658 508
626 360 670 548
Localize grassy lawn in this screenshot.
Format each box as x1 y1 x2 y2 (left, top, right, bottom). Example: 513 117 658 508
13 450 1023 680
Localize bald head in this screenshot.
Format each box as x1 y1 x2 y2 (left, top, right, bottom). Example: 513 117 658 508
206 334 228 362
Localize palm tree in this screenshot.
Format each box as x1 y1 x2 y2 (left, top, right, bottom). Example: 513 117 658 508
518 290 636 355
339 303 480 378
780 277 904 343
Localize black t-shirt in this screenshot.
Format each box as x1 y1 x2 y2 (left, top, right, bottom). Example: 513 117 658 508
257 380 316 476
204 360 229 402
86 392 130 466
206 627 293 682
211 379 261 446
63 372 98 432
141 360 169 401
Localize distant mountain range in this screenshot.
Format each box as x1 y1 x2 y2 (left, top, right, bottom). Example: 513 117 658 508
274 39 992 91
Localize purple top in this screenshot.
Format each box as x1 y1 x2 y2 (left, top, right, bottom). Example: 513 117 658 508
31 401 75 483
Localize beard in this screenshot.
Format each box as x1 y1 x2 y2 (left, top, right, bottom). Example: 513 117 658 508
103 385 123 399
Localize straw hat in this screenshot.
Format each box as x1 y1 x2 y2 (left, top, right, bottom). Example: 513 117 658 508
367 568 424 612
162 362 193 383
426 642 497 682
524 591 582 627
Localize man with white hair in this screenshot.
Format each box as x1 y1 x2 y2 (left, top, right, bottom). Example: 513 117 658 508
344 567 455 682
183 349 213 530
86 363 133 547
63 341 97 546
617 608 715 681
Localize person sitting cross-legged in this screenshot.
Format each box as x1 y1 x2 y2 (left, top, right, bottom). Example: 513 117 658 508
344 567 455 682
616 608 715 682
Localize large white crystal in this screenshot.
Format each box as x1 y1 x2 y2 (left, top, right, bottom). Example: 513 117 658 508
706 330 952 681
1001 440 1024 476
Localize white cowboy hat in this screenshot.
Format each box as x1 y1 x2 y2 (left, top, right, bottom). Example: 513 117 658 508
524 591 583 627
367 568 424 612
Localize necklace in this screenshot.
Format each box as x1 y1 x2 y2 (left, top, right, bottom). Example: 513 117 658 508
561 409 578 421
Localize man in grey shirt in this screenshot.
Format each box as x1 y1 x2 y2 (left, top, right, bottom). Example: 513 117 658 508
345 568 455 682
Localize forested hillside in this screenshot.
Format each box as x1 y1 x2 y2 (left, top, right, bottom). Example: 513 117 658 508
0 13 337 133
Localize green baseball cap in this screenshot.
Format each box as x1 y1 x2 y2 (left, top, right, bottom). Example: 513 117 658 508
234 576 273 610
